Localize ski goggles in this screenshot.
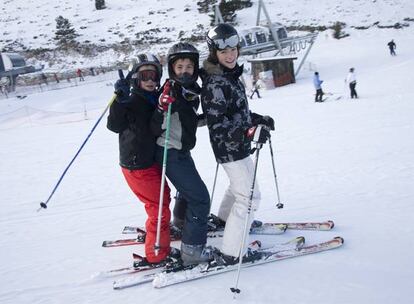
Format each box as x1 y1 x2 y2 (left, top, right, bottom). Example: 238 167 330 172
211 34 240 50
137 70 159 82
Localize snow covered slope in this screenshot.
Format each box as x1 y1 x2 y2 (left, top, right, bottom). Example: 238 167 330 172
1 21 414 303
1 1 414 303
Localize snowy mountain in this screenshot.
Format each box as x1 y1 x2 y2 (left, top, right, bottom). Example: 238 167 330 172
1 1 414 304
1 0 414 70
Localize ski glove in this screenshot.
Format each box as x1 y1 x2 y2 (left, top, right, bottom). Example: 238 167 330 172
256 115 275 131
247 125 270 144
114 70 133 104
158 81 176 112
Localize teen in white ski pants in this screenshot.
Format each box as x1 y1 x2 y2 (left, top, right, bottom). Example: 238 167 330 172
218 156 261 257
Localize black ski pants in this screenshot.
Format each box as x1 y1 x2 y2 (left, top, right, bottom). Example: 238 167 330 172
155 147 210 245
315 89 323 102
349 82 358 99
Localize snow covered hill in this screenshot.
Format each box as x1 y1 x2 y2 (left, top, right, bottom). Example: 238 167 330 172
1 0 414 70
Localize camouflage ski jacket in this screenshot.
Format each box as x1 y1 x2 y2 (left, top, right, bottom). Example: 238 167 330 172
200 60 259 163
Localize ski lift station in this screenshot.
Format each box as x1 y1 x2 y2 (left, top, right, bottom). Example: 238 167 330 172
214 0 318 87
0 52 39 90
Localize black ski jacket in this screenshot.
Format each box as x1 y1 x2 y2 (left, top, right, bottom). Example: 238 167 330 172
151 80 204 152
107 89 158 170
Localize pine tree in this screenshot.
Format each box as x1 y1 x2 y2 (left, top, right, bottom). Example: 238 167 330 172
208 0 253 25
54 16 79 48
95 0 106 10
332 22 349 39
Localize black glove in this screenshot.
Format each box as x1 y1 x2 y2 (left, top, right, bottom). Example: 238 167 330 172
257 115 275 130
114 70 132 103
246 125 270 144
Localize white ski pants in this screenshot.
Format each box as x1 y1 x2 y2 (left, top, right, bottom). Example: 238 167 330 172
219 156 261 257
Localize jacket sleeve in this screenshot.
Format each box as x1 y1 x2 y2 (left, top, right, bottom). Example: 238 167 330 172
150 108 165 137
107 100 129 133
201 80 245 143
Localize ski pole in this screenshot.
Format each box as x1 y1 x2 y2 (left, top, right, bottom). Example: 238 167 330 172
210 162 219 205
154 80 174 256
269 137 284 209
38 93 117 212
230 142 262 296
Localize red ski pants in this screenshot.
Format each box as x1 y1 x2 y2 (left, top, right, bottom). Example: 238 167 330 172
122 164 171 263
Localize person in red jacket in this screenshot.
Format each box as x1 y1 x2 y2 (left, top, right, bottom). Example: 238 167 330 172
107 54 174 264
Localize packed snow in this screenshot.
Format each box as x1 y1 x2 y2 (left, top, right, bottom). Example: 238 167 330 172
1 1 414 303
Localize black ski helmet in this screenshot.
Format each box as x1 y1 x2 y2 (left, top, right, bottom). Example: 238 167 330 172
128 53 163 89
206 23 240 61
167 42 199 86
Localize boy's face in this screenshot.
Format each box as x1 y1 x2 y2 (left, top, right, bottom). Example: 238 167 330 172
172 58 194 77
217 47 238 69
138 65 158 92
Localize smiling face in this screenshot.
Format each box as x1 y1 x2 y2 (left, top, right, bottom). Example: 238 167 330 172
216 47 238 69
138 65 158 92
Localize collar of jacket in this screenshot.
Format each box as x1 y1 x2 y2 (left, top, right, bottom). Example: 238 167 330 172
202 60 243 80
130 87 158 106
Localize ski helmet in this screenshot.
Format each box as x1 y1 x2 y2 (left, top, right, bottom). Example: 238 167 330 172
167 42 199 87
207 23 240 53
128 53 163 89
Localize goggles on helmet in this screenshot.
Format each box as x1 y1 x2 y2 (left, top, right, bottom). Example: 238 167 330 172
212 34 240 50
137 70 159 82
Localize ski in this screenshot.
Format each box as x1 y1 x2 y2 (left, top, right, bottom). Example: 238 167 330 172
103 223 288 248
267 220 334 231
123 219 333 234
152 236 344 289
98 249 181 277
112 236 305 290
102 233 182 248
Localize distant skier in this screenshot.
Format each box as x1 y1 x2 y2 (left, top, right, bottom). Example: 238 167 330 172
249 78 261 99
313 72 324 102
387 40 396 56
76 68 84 81
345 67 358 99
40 73 48 85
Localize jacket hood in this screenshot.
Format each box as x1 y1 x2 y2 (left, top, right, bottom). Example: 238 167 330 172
201 60 244 80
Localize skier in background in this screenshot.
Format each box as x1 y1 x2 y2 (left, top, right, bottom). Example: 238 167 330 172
40 73 48 85
151 42 212 266
387 39 396 56
345 67 358 99
76 68 85 81
54 73 60 83
313 71 324 102
107 54 175 265
249 78 261 99
201 23 275 264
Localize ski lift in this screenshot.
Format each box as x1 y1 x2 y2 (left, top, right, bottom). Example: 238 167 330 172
0 52 41 91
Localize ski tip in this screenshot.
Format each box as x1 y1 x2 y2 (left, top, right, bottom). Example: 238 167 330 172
280 224 288 232
333 236 344 244
102 241 108 247
132 253 144 260
113 283 121 290
328 220 335 229
296 236 305 244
